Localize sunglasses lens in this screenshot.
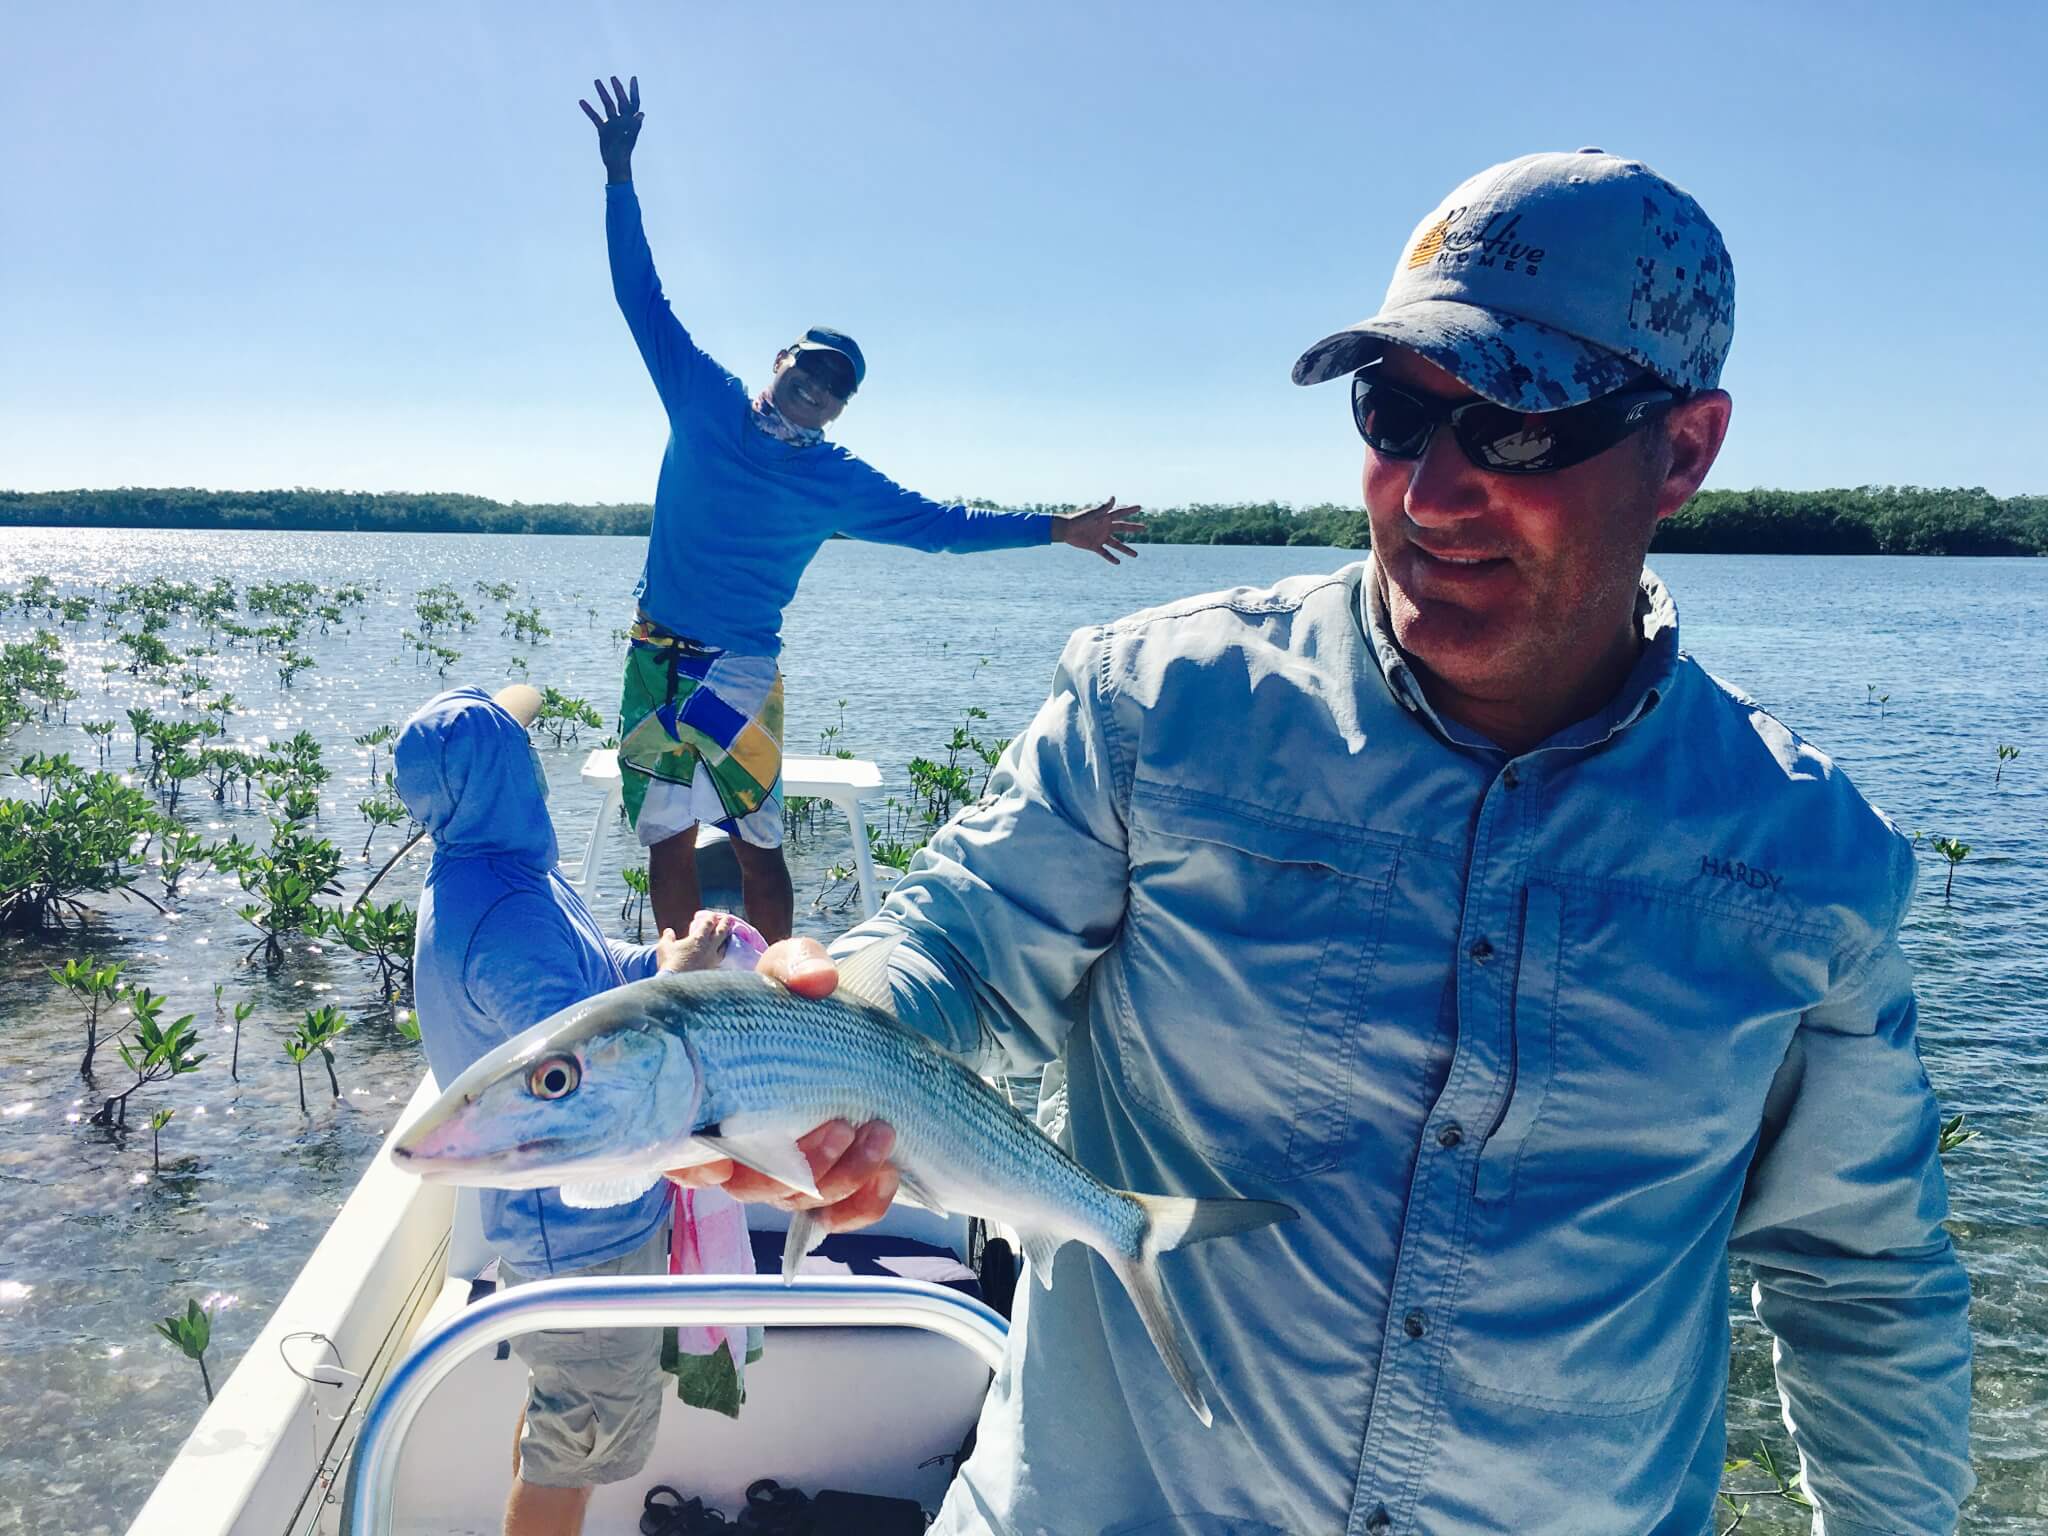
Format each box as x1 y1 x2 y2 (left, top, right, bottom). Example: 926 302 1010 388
1464 409 1566 472
1352 379 1435 458
1458 391 1673 474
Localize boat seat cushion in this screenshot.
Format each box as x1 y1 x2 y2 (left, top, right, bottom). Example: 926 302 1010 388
749 1229 981 1300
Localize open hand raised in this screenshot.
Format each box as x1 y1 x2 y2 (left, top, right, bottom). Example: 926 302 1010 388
578 74 643 182
1052 497 1146 565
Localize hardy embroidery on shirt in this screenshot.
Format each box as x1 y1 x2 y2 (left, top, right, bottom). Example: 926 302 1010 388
1699 855 1783 896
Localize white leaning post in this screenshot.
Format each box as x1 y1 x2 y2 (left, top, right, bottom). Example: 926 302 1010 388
574 749 886 918
341 1274 1008 1536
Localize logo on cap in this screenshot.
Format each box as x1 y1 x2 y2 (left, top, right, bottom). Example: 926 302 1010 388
1407 214 1454 269
1406 207 1547 278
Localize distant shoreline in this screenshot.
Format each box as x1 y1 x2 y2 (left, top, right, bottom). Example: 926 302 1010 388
2 486 2043 557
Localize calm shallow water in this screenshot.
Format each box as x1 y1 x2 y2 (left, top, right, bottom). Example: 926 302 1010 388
0 530 2042 1534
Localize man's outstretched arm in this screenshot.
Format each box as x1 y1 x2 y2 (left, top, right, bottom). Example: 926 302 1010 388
580 73 731 416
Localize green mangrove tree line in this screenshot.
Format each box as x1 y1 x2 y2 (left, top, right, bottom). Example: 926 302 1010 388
2 485 2043 555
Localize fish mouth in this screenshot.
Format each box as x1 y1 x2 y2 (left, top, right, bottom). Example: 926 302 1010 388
390 1115 589 1183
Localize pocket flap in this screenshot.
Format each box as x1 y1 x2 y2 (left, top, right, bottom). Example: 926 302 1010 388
1130 780 1397 884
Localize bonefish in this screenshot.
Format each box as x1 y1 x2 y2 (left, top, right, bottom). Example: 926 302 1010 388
390 936 1296 1423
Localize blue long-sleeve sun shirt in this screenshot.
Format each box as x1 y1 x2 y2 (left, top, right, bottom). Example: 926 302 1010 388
838 564 1973 1536
397 687 667 1273
606 183 1053 656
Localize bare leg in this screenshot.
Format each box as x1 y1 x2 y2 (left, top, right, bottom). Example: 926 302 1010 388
647 825 700 939
504 1477 591 1536
504 1415 590 1536
730 839 795 943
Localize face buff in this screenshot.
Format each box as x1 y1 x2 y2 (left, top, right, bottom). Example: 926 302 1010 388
751 390 824 449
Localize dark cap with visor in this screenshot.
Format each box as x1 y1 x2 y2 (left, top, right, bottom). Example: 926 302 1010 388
789 326 866 395
1292 149 1735 409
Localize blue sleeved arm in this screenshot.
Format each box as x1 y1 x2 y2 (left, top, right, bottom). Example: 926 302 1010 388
461 892 605 1034
826 453 1053 554
607 939 662 982
605 182 737 418
1729 848 1974 1536
832 626 1131 1074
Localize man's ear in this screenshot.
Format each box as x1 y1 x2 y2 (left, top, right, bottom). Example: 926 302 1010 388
1653 390 1733 522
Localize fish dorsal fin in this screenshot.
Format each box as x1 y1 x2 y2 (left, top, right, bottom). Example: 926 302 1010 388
1021 1229 1065 1289
893 1165 949 1216
780 1210 821 1283
830 934 902 1020
693 1125 821 1201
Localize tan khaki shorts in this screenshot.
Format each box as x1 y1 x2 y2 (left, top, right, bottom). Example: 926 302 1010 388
498 1222 669 1488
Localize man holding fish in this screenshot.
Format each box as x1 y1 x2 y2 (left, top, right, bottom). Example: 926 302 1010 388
403 151 1973 1534
719 152 1972 1535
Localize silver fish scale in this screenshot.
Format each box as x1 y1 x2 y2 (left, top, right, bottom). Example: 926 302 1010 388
650 975 1144 1258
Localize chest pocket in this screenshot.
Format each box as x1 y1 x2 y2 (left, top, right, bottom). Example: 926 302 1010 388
1105 783 1398 1181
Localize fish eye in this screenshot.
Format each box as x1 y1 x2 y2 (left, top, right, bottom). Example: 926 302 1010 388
527 1055 581 1100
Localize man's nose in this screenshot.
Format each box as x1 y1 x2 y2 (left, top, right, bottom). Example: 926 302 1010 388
1401 428 1489 526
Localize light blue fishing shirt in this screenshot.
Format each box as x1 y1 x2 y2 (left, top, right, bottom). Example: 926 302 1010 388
397 687 667 1272
840 563 1973 1536
606 183 1054 656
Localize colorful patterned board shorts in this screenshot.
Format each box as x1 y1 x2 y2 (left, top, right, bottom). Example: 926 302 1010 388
617 615 785 850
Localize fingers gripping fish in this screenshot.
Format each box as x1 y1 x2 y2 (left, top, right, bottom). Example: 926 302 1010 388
389 937 1297 1424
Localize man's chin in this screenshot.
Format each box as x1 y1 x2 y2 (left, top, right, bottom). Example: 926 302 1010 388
1384 590 1521 692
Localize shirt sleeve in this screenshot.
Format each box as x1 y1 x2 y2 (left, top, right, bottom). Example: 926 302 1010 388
830 626 1130 1073
1728 847 1974 1536
826 452 1054 554
605 182 739 418
462 891 606 1034
607 939 662 983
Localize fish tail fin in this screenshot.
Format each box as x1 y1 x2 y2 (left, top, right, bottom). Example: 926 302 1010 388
1106 1193 1300 1427
1131 1192 1298 1255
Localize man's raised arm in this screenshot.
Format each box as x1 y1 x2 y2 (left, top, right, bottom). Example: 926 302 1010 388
580 73 729 416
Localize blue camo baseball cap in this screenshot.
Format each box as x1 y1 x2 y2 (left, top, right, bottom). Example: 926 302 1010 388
1292 149 1735 409
789 326 865 393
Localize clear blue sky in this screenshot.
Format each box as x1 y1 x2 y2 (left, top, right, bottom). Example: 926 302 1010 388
4 1 2043 509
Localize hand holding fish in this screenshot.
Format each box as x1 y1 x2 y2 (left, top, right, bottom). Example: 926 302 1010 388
664 939 904 1234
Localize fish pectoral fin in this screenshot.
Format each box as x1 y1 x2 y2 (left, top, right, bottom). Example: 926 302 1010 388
693 1131 822 1201
1020 1229 1064 1290
829 934 902 1021
892 1165 949 1216
779 1210 821 1283
556 1172 663 1210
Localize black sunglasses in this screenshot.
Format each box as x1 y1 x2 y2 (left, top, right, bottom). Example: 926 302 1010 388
1351 366 1683 475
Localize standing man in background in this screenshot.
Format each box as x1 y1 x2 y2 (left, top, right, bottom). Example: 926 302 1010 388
581 74 1143 943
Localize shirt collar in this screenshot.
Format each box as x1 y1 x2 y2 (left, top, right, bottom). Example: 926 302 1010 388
1358 559 1681 755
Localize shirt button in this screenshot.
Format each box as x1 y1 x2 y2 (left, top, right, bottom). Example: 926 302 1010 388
1501 764 1520 788
1403 1309 1427 1339
1437 1122 1464 1148
1365 1506 1392 1532
1469 937 1494 962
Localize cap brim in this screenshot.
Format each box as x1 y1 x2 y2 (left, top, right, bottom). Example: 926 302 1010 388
1291 300 1641 410
492 683 543 728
